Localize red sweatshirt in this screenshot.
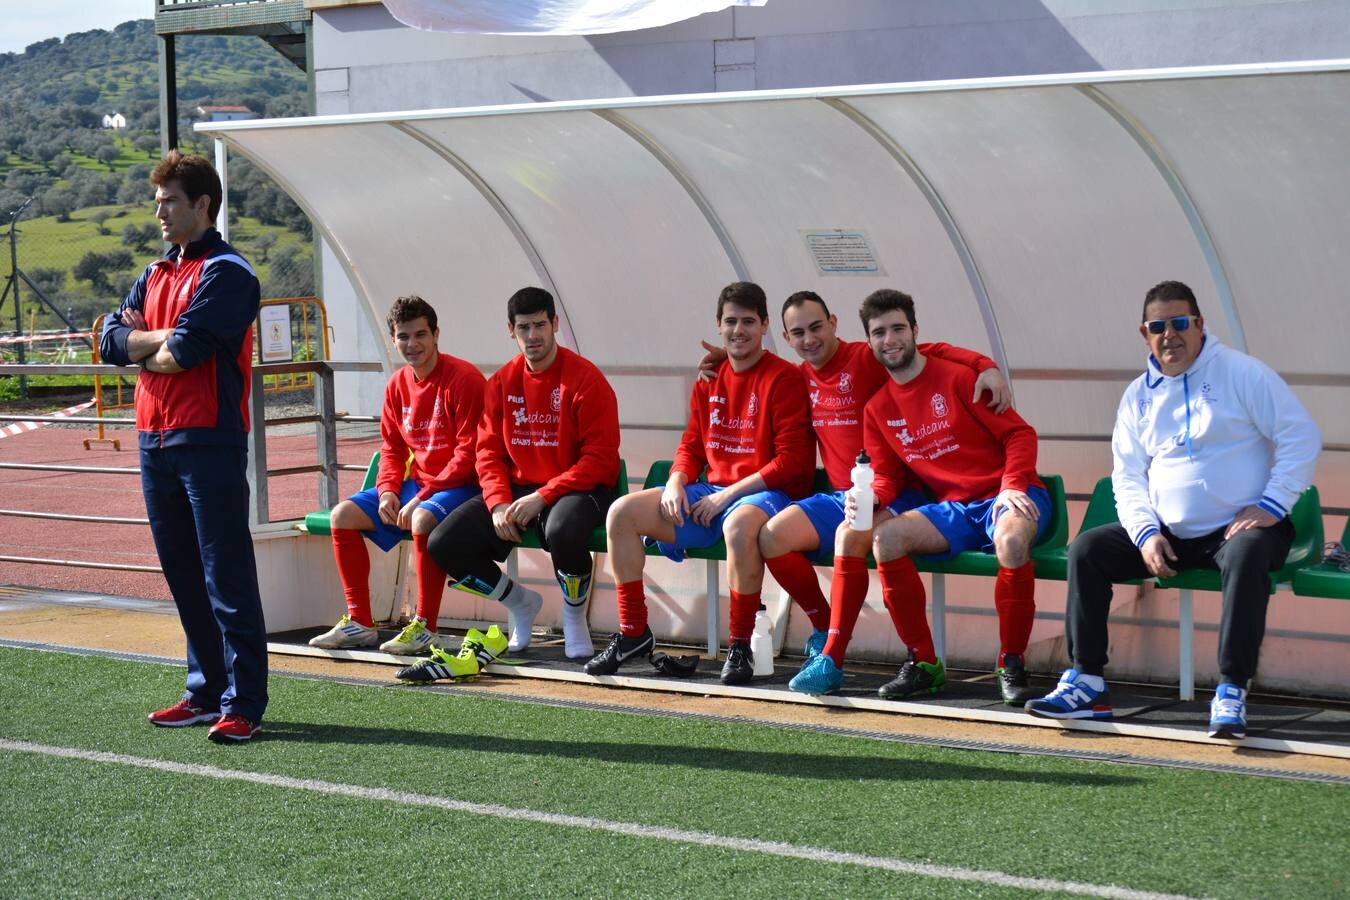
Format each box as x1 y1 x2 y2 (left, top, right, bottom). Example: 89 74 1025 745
863 356 1041 507
805 340 998 490
673 350 814 498
477 346 621 510
375 353 486 501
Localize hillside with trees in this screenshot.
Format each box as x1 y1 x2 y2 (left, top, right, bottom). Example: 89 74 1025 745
0 19 314 334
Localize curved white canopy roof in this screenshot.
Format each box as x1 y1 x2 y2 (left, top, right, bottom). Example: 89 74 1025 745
198 60 1350 487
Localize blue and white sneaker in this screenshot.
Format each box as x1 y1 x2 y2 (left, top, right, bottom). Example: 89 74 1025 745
1023 668 1113 720
1208 682 1247 739
788 654 844 695
803 629 827 659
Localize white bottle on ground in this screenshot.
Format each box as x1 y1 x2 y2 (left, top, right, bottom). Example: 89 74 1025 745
849 449 874 532
751 605 775 676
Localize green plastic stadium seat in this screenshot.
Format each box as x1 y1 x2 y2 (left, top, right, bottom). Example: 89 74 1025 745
1293 517 1350 600
1032 476 1127 582
303 451 381 537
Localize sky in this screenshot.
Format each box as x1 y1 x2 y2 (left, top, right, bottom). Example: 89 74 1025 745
0 0 152 56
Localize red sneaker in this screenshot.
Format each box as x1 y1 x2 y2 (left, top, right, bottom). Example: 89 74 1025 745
148 700 221 728
207 714 261 744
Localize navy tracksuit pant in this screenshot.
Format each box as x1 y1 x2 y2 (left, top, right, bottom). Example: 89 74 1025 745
140 444 268 722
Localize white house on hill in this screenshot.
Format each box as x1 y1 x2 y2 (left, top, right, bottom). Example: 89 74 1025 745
101 112 125 129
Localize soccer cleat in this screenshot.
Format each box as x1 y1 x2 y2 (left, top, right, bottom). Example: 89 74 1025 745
1208 682 1247 740
309 614 379 650
379 618 435 655
720 640 754 686
395 626 505 684
803 629 828 659
502 585 544 652
996 653 1039 706
207 714 260 743
878 658 946 699
148 699 220 728
1024 668 1113 720
584 628 655 676
788 654 844 695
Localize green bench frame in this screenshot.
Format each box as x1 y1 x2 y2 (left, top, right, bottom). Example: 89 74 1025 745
1292 517 1350 601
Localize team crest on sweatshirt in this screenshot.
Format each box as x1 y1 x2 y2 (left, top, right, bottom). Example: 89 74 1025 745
551 386 562 412
747 392 758 417
838 372 852 394
930 393 948 419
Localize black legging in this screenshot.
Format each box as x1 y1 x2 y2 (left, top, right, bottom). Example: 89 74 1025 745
426 484 612 589
1066 519 1293 684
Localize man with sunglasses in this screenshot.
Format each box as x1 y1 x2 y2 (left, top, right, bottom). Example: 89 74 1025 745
1026 281 1320 740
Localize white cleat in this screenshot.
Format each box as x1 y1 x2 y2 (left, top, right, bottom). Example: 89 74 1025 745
308 614 379 650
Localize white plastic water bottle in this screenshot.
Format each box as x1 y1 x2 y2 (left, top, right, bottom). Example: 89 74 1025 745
849 449 874 532
751 605 775 676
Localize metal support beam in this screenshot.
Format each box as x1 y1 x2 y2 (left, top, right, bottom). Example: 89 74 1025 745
158 34 178 153
822 98 1010 381
213 138 229 242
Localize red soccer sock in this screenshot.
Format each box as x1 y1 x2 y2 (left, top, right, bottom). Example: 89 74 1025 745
764 552 830 632
728 589 760 643
878 557 935 664
616 580 648 637
822 555 870 667
995 561 1036 665
332 528 373 627
412 533 446 630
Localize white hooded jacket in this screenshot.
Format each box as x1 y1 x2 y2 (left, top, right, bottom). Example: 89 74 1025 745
1112 334 1320 546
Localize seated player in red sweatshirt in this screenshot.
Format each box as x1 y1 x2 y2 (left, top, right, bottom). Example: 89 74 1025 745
752 291 1010 686
423 287 622 670
802 288 1049 703
587 281 815 685
309 295 486 655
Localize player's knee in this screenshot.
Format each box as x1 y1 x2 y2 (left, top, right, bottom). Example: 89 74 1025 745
723 510 763 555
409 508 439 535
606 494 637 533
994 528 1031 567
834 521 871 558
329 500 365 531
871 519 909 563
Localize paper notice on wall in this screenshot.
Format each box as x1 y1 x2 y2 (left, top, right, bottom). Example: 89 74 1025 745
259 304 294 363
801 230 885 276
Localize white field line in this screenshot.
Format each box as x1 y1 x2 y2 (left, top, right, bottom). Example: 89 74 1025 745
0 737 1195 900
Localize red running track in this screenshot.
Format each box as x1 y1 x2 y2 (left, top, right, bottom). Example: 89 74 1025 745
0 425 378 601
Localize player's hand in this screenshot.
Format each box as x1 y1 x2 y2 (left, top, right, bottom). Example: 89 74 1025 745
660 482 689 526
122 307 148 331
696 340 727 383
396 496 420 531
993 488 1039 521
377 491 400 526
506 492 547 528
973 368 1012 414
1224 505 1278 540
689 489 732 527
1140 533 1178 578
842 489 860 525
491 503 523 543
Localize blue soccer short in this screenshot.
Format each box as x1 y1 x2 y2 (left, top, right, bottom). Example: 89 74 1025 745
912 485 1053 561
348 480 481 552
646 482 792 562
793 487 930 563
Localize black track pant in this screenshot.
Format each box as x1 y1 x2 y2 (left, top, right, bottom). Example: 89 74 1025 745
1066 519 1293 685
426 484 612 590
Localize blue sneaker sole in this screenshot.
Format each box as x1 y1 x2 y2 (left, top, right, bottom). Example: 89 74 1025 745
1024 704 1113 720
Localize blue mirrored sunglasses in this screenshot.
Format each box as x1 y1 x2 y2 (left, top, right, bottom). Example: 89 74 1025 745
1144 315 1197 335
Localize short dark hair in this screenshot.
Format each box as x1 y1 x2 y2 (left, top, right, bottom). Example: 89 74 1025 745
717 281 768 321
782 290 830 321
150 150 223 221
859 288 916 331
507 286 556 321
1143 280 1200 319
387 295 437 335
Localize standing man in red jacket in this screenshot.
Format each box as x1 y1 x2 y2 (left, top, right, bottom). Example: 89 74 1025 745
425 287 621 667
99 151 266 743
588 281 815 684
827 289 1049 704
308 295 485 656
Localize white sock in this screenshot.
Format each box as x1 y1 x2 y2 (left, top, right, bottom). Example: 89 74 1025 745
1078 673 1106 691
562 599 593 659
501 582 543 651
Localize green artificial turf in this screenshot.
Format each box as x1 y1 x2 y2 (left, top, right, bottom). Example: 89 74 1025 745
0 646 1345 898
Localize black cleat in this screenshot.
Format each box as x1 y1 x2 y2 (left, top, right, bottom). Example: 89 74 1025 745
878 658 946 699
720 640 754 686
584 628 655 676
997 654 1039 705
